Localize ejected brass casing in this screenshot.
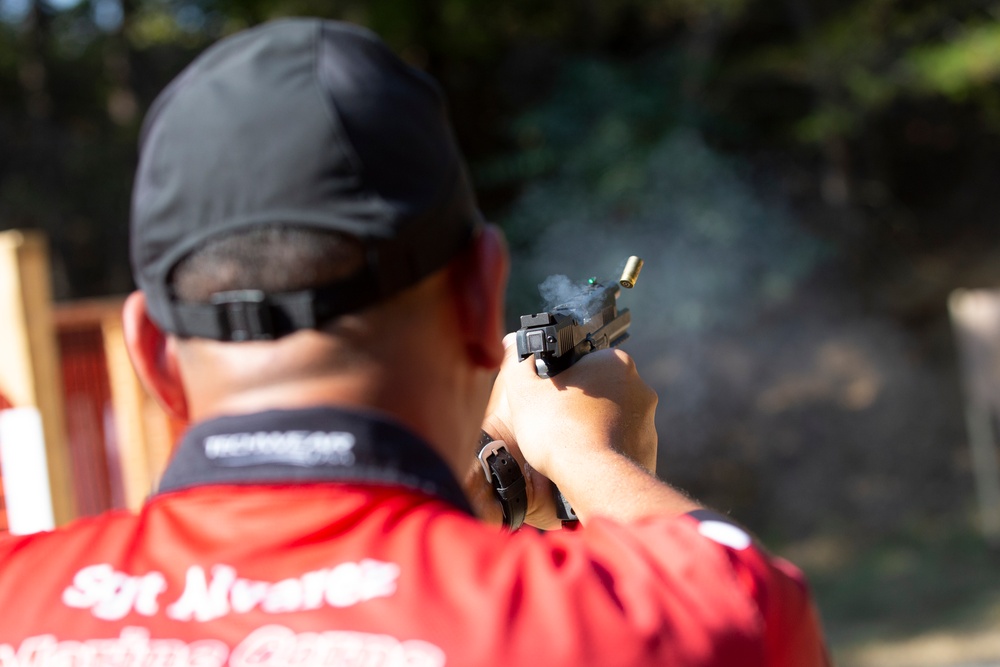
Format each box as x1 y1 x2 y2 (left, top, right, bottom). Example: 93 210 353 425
619 256 644 288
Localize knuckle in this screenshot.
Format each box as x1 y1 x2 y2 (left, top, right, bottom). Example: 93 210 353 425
612 348 637 371
647 387 659 408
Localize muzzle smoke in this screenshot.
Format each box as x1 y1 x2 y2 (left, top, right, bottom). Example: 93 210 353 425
538 274 606 322
502 131 960 537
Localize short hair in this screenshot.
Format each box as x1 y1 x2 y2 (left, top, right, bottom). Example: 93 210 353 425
170 225 365 303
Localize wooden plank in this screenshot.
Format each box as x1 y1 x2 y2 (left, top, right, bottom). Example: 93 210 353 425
0 234 36 412
949 288 1000 545
0 230 75 526
54 296 127 330
962 403 1000 542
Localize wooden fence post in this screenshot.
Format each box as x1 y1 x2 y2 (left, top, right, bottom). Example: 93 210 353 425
0 230 75 526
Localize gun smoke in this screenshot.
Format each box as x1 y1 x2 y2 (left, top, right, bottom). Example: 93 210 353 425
538 274 607 322
503 131 962 539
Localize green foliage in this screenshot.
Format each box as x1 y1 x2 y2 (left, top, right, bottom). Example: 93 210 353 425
480 56 684 190
2 0 1000 299
492 53 828 332
907 22 1000 100
725 0 1000 144
128 4 208 49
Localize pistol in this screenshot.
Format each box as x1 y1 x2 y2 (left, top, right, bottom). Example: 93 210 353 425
515 256 643 520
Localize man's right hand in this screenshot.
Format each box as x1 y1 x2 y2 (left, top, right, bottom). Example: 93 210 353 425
481 334 699 528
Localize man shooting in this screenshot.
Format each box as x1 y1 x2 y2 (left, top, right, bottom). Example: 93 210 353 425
0 18 829 666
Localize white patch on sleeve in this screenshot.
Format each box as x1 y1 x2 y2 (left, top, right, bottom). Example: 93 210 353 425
697 520 752 551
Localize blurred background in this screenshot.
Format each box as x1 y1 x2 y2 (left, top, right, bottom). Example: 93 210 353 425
2 0 1000 664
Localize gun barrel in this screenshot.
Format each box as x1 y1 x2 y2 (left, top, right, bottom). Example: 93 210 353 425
584 309 630 351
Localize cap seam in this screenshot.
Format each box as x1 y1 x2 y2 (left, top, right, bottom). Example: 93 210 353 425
311 21 378 212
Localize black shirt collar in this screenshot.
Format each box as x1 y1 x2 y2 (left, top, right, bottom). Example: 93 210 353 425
156 405 474 516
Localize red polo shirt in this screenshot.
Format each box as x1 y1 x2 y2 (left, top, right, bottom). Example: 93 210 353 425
0 407 829 666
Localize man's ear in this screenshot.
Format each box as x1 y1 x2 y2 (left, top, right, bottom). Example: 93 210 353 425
121 291 190 422
451 224 509 369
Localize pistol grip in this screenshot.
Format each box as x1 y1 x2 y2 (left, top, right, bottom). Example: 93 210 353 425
535 355 554 378
552 483 578 522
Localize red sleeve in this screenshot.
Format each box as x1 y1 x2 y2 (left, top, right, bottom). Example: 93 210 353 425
681 511 831 667
0 531 26 562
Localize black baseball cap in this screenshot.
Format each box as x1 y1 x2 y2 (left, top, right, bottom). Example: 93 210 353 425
130 18 481 341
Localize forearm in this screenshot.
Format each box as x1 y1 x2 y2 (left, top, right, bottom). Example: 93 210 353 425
549 448 701 524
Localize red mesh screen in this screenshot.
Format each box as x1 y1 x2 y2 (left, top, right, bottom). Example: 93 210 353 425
58 328 124 517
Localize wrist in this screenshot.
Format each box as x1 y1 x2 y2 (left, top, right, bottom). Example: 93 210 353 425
476 431 527 531
479 416 516 452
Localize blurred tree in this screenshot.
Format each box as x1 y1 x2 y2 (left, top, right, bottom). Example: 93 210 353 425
713 0 1000 254
488 52 826 331
1 0 1000 304
0 0 750 298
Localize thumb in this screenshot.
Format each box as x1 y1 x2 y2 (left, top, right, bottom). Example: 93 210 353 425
501 332 518 358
